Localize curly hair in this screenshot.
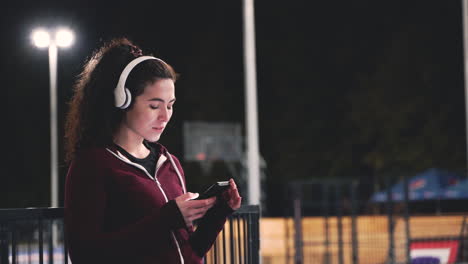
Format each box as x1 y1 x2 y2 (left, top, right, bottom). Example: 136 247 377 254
64 38 177 163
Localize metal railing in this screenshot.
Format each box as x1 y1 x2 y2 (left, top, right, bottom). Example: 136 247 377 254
204 205 260 264
0 208 66 264
0 205 260 264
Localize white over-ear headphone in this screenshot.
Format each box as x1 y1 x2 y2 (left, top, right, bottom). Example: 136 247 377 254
114 56 163 109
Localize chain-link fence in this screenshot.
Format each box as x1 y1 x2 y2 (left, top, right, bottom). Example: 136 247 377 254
278 174 468 264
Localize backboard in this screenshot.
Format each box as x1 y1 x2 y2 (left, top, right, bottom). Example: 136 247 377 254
183 121 243 162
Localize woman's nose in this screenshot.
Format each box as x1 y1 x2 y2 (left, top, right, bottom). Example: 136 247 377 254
158 108 169 121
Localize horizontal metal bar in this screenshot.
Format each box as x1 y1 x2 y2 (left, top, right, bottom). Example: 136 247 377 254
0 208 64 222
231 205 260 215
0 206 259 221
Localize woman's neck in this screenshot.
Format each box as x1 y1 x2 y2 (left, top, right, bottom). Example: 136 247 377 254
113 126 149 159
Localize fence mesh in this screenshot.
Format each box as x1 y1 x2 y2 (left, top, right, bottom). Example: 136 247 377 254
274 176 468 264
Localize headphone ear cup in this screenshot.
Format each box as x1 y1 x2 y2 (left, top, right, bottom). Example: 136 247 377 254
115 56 161 109
121 88 132 109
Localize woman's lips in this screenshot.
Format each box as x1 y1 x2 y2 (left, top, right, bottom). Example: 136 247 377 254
153 127 164 131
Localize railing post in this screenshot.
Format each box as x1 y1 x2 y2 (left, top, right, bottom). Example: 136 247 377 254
64 222 69 264
403 175 411 263
0 223 8 264
243 215 248 264
39 217 44 264
293 183 303 264
323 183 331 264
386 176 395 264
229 216 234 264
252 206 260 264
336 184 344 264
350 180 359 264
48 220 54 264
222 225 227 264
11 222 17 264
237 216 242 263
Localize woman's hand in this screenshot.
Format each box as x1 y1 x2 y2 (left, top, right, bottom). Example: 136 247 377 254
175 192 216 227
222 178 242 210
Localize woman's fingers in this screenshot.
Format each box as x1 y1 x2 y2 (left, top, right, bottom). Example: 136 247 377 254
184 205 213 222
176 179 244 226
224 178 242 210
187 209 209 221
188 197 216 209
229 178 237 189
176 192 199 203
175 194 218 226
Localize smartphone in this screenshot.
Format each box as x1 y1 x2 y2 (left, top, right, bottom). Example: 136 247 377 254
195 181 230 200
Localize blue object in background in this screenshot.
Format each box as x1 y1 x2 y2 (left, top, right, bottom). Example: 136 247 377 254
371 168 462 202
441 178 468 199
411 256 440 264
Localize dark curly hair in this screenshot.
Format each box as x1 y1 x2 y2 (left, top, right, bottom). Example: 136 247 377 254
64 38 177 162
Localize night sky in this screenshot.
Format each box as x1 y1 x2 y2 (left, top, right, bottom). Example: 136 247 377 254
2 1 466 215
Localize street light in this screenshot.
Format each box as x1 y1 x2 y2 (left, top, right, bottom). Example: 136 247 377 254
31 27 74 208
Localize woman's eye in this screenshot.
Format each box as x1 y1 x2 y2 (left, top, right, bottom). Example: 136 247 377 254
150 105 159 109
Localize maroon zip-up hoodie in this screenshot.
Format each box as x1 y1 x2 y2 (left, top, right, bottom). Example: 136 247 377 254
64 143 232 264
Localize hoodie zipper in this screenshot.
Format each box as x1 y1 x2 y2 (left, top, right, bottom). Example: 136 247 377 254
105 149 185 264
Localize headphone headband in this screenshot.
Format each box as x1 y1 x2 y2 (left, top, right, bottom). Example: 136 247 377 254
114 56 163 109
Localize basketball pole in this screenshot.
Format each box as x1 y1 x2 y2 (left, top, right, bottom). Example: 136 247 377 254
243 0 261 205
463 0 468 174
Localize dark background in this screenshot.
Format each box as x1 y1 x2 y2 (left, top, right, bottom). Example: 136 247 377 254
1 1 466 216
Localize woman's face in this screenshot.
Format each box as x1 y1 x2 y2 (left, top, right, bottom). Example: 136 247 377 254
122 78 175 143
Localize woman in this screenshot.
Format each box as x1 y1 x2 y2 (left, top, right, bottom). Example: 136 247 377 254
64 38 241 264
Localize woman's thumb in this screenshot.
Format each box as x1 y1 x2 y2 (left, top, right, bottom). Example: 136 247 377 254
183 192 199 201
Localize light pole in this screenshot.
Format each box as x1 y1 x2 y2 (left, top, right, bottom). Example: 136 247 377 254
243 0 261 206
463 0 468 174
31 27 74 208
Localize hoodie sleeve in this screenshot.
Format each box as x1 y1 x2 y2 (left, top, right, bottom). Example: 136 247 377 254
168 155 234 257
168 154 234 257
64 150 186 262
189 201 234 257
